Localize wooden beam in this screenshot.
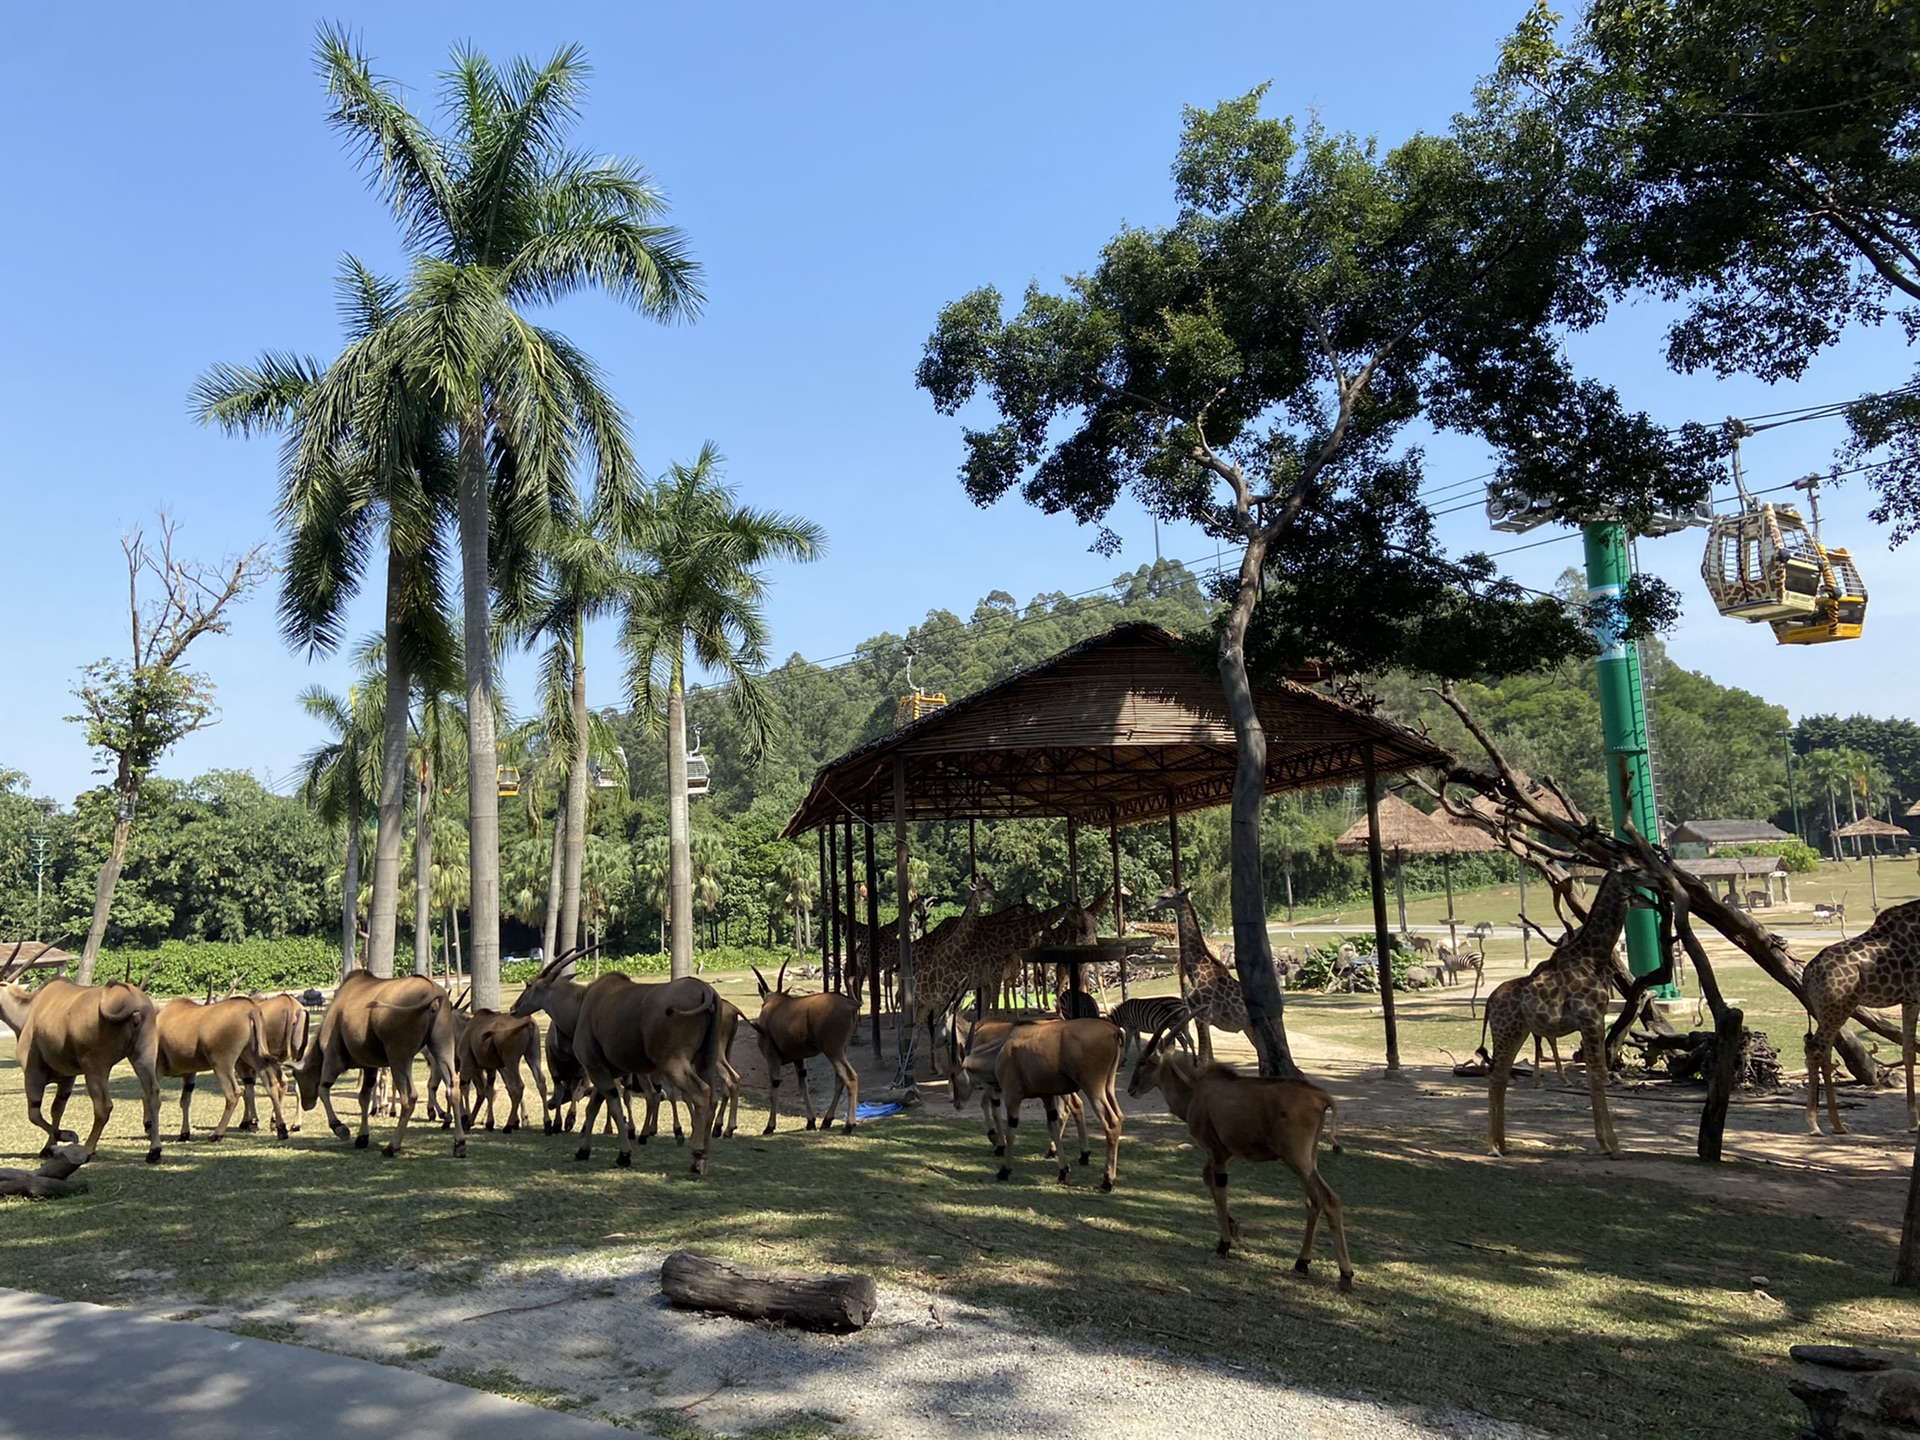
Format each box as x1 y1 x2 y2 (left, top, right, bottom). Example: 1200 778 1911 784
819 826 834 992
1067 816 1080 905
864 810 883 1058
1168 794 1182 888
1111 814 1128 1000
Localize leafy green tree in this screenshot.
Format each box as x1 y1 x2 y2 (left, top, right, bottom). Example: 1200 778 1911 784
621 445 822 977
70 518 267 982
917 88 1710 1076
195 258 459 978
1797 714 1920 806
298 678 382 976
1507 0 1920 539
315 26 703 1008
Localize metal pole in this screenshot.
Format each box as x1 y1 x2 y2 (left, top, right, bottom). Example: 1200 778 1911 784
864 811 883 1057
1783 732 1804 844
893 756 916 1089
1584 521 1673 995
1363 746 1401 1075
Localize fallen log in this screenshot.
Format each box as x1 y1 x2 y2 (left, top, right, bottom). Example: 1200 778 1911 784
0 1143 89 1199
1789 1343 1920 1439
660 1250 877 1333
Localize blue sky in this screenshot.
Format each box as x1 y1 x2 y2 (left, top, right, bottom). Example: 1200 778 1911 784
3 2 1913 804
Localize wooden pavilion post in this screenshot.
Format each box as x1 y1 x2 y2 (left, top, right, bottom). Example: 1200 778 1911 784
1517 861 1531 966
848 817 864 998
1363 746 1402 1076
1393 848 1409 934
1167 796 1183 887
819 827 834 990
1111 814 1128 1000
1443 852 1458 957
1067 817 1080 904
968 818 977 882
863 811 883 1058
893 756 916 1085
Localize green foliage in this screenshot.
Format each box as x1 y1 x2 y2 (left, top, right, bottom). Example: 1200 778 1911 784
1525 0 1920 540
1721 841 1822 874
69 659 215 786
1291 933 1421 992
94 935 340 997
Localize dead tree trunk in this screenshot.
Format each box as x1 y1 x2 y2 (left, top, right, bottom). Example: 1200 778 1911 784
659 1251 876 1332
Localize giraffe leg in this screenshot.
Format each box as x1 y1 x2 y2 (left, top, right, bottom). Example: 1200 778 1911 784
1805 1024 1848 1135
1487 1011 1527 1157
1582 1020 1618 1156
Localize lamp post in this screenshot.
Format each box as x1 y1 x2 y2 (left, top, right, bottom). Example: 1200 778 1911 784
1782 731 1803 845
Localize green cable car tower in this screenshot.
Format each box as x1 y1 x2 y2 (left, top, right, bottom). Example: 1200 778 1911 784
1486 486 1707 995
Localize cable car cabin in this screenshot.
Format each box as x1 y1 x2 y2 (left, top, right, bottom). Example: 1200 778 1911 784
894 691 947 728
1772 546 1867 644
1701 503 1866 643
685 754 711 798
589 760 621 790
496 765 521 798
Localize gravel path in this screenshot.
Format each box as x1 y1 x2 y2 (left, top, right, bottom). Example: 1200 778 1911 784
192 1249 1541 1440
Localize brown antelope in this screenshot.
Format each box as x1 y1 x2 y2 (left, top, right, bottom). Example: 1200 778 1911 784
454 1009 549 1133
570 974 725 1175
510 955 594 1133
156 996 276 1142
295 972 466 1158
239 992 309 1134
949 1013 1083 1162
749 960 859 1134
0 977 163 1163
1129 1036 1352 1288
962 1016 1123 1190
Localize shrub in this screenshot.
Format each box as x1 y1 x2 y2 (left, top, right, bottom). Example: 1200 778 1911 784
1293 934 1421 992
95 936 340 997
1722 841 1822 874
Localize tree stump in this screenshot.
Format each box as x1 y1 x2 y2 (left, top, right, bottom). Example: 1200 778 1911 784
0 1144 90 1199
1790 1344 1920 1438
659 1250 877 1333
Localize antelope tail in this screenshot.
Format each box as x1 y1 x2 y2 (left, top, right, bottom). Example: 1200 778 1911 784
1319 1099 1343 1155
100 983 146 1026
244 1004 268 1069
692 992 725 1086
291 1004 311 1063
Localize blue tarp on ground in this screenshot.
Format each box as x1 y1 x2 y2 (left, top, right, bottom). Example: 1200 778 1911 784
854 1101 905 1119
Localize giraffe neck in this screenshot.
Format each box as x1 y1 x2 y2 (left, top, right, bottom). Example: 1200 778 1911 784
1571 870 1635 971
1174 894 1226 980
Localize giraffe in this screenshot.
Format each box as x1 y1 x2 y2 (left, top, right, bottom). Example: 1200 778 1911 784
1152 885 1248 1062
1484 867 1640 1157
899 880 996 1074
1802 898 1920 1136
839 893 931 999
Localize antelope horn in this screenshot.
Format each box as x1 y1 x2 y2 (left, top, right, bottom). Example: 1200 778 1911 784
776 957 789 992
749 964 770 993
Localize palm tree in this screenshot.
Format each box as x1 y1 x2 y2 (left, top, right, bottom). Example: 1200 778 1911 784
299 680 382 977
315 28 703 1009
512 500 635 967
620 445 823 977
195 259 458 979
1801 749 1856 859
409 669 466 976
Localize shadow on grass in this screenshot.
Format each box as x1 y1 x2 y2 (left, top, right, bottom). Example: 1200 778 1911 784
0 1068 1914 1440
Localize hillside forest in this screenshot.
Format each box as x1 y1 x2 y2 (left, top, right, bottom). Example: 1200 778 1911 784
4 559 1915 973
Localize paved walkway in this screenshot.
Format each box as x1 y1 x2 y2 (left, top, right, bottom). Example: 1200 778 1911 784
0 1288 626 1440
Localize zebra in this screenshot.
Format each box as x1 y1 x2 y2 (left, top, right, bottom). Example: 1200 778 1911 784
1110 995 1195 1064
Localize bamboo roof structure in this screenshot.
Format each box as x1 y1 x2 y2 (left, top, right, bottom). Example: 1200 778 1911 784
1333 793 1465 856
1833 817 1911 839
782 623 1451 836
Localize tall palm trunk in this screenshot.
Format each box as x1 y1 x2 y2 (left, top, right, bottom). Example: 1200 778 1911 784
1219 537 1301 1081
78 754 141 984
558 617 592 973
667 657 694 980
341 796 363 979
413 752 434 977
541 814 564 962
458 419 502 1010
367 550 412 977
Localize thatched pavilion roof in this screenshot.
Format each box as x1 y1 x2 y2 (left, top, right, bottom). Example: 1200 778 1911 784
1334 793 1485 856
782 623 1451 836
1833 817 1911 839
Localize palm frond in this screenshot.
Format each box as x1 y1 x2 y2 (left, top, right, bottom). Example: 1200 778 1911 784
316 23 456 256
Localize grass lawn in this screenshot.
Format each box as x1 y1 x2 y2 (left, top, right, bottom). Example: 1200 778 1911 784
2 948 1919 1440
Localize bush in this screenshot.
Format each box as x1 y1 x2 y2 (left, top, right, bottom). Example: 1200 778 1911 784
1722 841 1823 874
1293 934 1421 992
95 936 340 997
